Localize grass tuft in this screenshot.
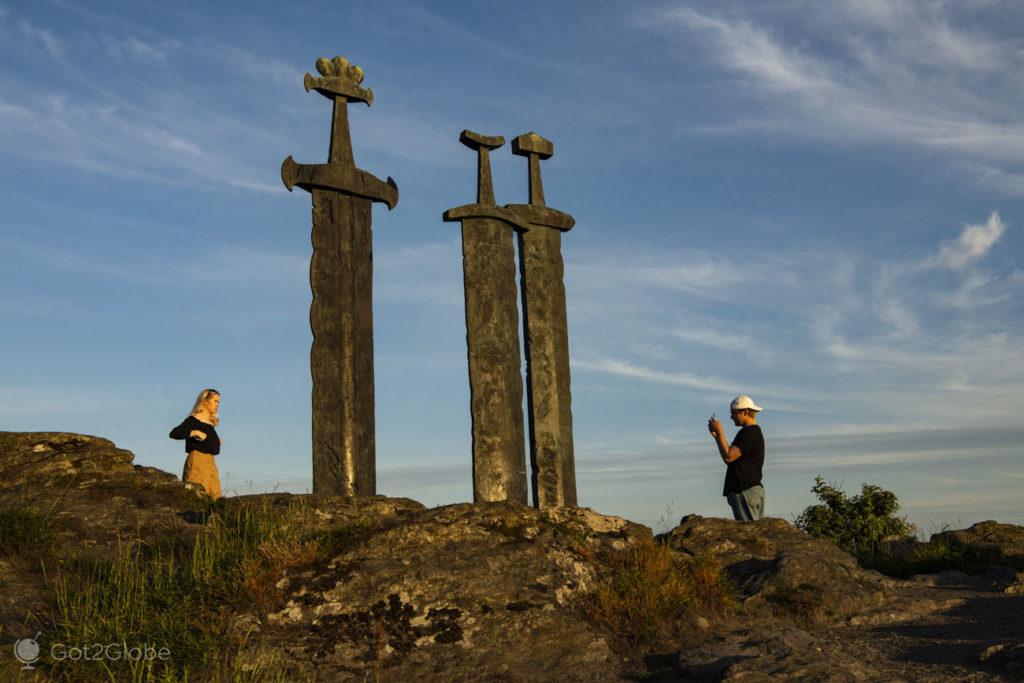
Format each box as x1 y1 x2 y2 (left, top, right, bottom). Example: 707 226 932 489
42 497 319 681
857 533 1019 578
0 507 56 557
586 539 735 646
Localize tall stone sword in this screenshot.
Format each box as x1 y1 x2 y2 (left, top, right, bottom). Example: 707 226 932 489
281 56 398 496
443 131 532 504
505 132 577 508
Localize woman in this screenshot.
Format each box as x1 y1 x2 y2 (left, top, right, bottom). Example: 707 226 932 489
169 388 222 499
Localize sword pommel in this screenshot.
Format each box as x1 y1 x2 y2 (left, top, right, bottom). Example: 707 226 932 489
511 132 553 160
460 130 505 151
303 55 374 105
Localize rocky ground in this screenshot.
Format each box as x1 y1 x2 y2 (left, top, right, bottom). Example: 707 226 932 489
1 430 1022 681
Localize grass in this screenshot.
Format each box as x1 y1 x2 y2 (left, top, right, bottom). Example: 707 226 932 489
857 533 1020 579
39 497 378 681
0 507 56 557
585 538 735 646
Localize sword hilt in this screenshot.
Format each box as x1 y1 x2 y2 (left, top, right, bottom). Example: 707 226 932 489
460 130 504 206
511 132 553 207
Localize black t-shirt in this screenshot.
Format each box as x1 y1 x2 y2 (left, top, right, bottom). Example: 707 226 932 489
723 424 764 495
169 415 221 455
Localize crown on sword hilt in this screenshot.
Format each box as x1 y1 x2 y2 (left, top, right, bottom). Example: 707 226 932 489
303 55 374 105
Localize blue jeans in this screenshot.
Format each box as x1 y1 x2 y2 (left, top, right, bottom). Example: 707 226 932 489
727 485 765 521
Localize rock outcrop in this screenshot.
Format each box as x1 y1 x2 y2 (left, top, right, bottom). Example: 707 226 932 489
661 514 890 622
257 502 648 680
1 431 1022 681
932 520 1024 566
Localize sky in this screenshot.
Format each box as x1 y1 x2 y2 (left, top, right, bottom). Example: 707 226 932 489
1 0 1022 533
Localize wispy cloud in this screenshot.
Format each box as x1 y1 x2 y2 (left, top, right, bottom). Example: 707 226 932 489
934 211 1005 270
650 3 1024 195
0 89 280 193
574 357 747 394
107 36 181 65
19 20 62 59
563 208 1022 432
1 235 307 289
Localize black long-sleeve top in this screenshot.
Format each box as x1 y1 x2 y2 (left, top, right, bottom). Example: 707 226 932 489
169 415 221 455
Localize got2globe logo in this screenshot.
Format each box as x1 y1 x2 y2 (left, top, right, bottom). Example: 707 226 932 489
14 634 41 669
13 636 171 669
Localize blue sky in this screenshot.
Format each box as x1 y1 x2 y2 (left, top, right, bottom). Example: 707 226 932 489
2 0 1022 532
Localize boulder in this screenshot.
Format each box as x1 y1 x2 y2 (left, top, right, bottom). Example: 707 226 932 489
932 521 1024 567
661 515 889 622
255 501 649 680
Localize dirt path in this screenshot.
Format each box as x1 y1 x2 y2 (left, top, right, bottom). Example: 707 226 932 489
833 576 1024 681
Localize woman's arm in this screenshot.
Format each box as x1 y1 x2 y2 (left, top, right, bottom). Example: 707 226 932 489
169 417 193 440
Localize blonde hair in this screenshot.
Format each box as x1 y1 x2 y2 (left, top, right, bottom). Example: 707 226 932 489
189 388 220 426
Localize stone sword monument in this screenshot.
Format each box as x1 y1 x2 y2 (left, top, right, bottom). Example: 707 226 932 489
443 131 532 504
281 56 398 496
506 132 577 508
445 129 577 508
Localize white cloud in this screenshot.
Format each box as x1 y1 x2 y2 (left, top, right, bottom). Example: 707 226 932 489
0 89 280 193
20 20 62 59
936 211 1005 270
944 272 1012 309
664 8 832 95
107 36 179 65
0 235 308 289
216 46 299 87
574 356 750 394
672 328 755 354
650 4 1024 194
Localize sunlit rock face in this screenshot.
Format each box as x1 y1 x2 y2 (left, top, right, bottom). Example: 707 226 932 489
660 513 891 622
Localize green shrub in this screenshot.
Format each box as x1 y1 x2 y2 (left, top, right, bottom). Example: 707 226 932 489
795 476 914 555
858 532 1016 578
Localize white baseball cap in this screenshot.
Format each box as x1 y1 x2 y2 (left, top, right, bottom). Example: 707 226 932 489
730 395 762 412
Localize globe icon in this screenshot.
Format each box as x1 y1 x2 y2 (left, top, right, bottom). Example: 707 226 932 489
14 637 40 666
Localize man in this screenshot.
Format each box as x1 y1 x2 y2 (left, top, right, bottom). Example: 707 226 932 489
708 395 765 521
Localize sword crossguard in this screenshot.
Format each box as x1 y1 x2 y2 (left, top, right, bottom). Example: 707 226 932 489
281 156 398 209
506 132 574 231
444 130 530 228
281 55 398 210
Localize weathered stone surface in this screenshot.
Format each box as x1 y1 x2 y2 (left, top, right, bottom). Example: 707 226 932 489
505 132 577 509
253 502 647 680
282 56 398 496
661 514 890 621
309 189 376 497
0 431 135 487
980 641 1024 677
517 226 576 508
677 626 876 682
444 131 528 504
462 216 528 503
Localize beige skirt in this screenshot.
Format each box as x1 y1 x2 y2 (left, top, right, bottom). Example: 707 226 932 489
183 451 221 499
